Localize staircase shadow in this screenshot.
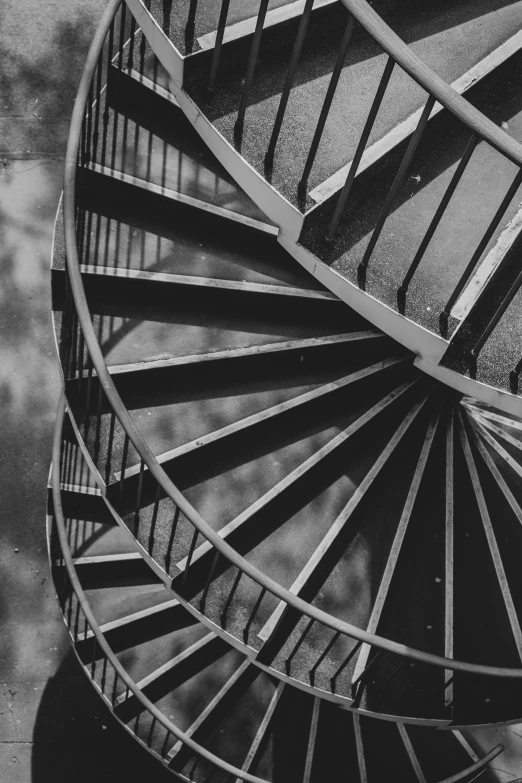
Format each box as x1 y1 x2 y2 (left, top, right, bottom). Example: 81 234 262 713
301 46 522 334
31 649 175 783
184 0 521 121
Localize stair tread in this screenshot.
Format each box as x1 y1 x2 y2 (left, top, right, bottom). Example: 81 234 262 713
84 296 350 368
117 355 402 475
125 366 414 570
53 196 320 291
182 0 522 209
148 0 298 56
102 65 270 223
302 47 522 340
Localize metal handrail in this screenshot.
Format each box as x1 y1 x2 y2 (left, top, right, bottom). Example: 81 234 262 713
51 396 504 782
62 0 522 682
51 393 274 783
339 0 522 167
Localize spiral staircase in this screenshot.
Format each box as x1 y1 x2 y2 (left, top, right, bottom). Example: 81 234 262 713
47 0 522 779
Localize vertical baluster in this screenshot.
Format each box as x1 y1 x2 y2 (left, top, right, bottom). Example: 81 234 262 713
85 81 94 165
84 362 94 437
165 505 180 571
92 60 103 164
183 527 200 586
139 12 147 80
200 550 221 611
111 670 119 705
161 729 172 759
70 309 79 382
147 716 157 748
119 433 130 496
330 639 363 692
134 459 145 535
351 648 382 708
80 112 88 173
162 0 173 37
286 617 315 674
397 132 478 313
91 637 97 677
309 630 341 685
94 382 104 467
265 0 315 175
298 14 355 201
148 483 162 552
243 587 267 643
101 656 108 692
510 357 522 394
128 14 137 73
77 331 85 396
326 56 395 242
440 167 522 336
185 0 199 52
101 22 115 168
234 0 270 144
208 0 231 90
444 674 454 713
62 271 72 373
220 569 243 627
468 259 522 377
357 94 436 287
105 410 116 483
73 600 81 641
118 2 127 72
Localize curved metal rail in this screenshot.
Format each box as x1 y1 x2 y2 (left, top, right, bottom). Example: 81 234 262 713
50 392 278 783
202 0 522 374
50 395 504 781
59 0 522 719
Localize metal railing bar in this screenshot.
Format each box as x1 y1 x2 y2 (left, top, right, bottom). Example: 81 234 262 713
357 94 436 286
397 132 479 314
440 168 522 336
62 0 522 680
326 55 395 242
53 412 281 783
208 0 231 91
264 0 315 175
234 0 270 144
298 13 355 201
340 0 522 168
469 264 522 376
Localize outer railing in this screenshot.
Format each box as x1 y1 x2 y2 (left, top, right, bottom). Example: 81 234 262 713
61 0 522 724
51 396 504 780
201 0 522 384
50 393 287 783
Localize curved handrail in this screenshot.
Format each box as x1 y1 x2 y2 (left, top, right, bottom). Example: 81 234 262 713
340 0 522 167
51 393 273 783
62 0 522 680
51 395 504 783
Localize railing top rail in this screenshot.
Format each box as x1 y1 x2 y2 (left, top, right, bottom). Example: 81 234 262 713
51 393 274 783
53 400 504 783
63 0 522 678
340 0 522 167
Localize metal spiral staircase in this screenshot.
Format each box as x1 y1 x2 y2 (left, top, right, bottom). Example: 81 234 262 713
47 0 522 778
